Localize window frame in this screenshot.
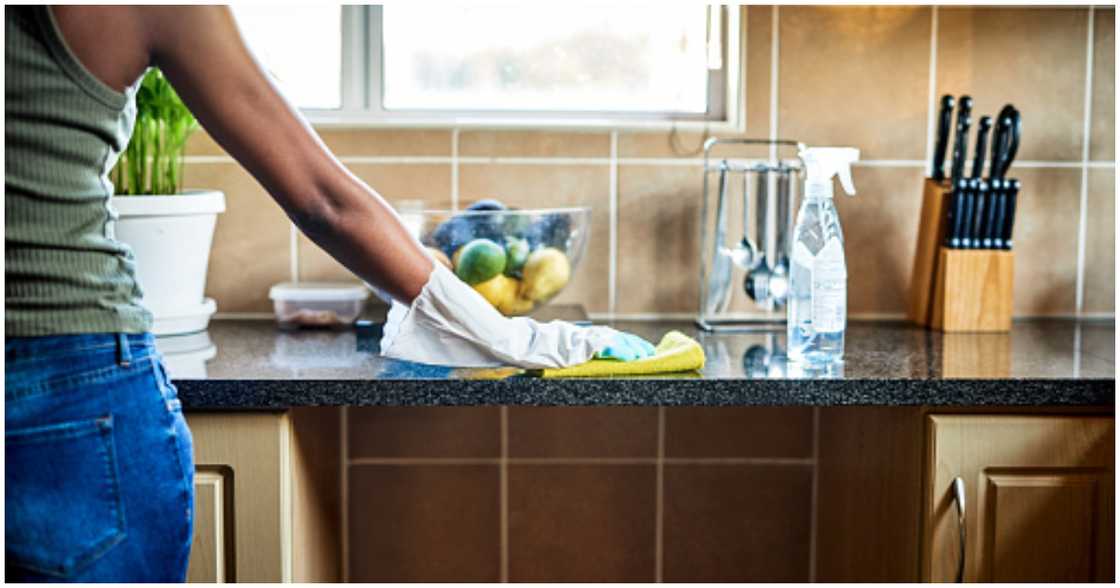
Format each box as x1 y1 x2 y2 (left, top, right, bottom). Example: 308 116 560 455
299 5 744 131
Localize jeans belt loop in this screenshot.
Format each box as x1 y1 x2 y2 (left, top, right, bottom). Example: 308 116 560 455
116 333 132 368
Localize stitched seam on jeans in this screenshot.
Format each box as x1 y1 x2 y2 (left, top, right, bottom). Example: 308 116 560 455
6 354 155 401
6 416 108 445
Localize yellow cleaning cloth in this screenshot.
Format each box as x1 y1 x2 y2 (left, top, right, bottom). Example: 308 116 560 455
542 330 705 378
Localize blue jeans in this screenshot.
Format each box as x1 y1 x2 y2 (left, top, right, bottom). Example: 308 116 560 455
6 333 194 582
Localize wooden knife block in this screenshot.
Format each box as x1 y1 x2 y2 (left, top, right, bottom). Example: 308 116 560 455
908 178 1014 332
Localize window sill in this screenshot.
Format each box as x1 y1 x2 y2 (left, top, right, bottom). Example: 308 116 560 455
301 111 746 134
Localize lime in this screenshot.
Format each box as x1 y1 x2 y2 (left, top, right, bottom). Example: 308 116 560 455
504 237 530 277
454 238 506 285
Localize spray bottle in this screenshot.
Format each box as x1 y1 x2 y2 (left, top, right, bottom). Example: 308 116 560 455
787 147 859 364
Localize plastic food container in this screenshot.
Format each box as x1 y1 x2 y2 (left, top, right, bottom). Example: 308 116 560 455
268 282 369 329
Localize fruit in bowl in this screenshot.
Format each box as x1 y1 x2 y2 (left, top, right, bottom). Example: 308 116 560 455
419 200 590 316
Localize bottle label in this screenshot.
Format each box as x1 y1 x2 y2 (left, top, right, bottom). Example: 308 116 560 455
811 241 846 333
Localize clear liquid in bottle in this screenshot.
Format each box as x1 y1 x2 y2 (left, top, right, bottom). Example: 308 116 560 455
787 197 846 364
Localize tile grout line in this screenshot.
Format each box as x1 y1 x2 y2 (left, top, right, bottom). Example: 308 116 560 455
347 456 818 466
924 6 939 174
288 223 300 283
808 406 821 582
500 406 509 583
1075 7 1095 315
182 154 1111 169
609 131 620 315
340 407 349 582
451 128 460 211
769 5 780 161
655 407 666 583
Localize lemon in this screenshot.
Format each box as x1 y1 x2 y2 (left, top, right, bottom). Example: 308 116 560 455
454 239 506 285
520 247 571 302
473 274 519 309
498 295 535 316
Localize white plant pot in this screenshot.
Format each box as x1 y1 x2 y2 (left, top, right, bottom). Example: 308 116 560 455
111 190 225 336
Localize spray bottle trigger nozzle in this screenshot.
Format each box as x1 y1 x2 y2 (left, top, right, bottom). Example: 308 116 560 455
838 167 856 196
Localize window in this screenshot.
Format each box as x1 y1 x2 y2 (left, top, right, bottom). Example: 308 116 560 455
232 4 739 128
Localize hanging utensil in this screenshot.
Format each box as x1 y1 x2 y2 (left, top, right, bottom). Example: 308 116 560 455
705 161 733 314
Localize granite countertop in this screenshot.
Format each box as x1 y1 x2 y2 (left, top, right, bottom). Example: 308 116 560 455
164 315 1115 409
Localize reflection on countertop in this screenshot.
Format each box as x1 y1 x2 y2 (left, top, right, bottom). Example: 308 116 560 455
165 318 1115 409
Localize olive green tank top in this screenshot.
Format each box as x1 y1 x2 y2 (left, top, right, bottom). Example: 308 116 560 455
6 6 151 336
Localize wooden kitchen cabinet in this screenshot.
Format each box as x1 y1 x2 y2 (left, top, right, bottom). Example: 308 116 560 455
924 415 1114 582
817 408 1115 582
184 409 341 583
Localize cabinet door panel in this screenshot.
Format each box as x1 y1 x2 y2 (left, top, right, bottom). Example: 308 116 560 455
984 469 1104 581
188 468 235 583
924 415 1114 583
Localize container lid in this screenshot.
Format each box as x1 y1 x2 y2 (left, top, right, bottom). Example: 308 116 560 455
268 282 370 302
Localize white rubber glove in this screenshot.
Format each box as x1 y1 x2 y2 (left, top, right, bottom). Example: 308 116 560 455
380 262 630 369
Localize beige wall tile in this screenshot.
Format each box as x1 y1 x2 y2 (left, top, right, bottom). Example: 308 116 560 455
937 7 1088 162
186 128 452 157
617 6 773 160
298 164 452 282
183 163 291 312
779 7 931 161
1005 167 1081 315
833 166 925 315
616 165 703 313
1091 8 1115 161
459 131 609 158
459 164 611 312
1083 168 1115 313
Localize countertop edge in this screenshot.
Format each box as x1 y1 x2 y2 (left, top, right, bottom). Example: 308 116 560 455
176 377 1116 409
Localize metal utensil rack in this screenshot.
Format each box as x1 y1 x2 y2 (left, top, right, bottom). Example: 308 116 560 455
697 138 805 332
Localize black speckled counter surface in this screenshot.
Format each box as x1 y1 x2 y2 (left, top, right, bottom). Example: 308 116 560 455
162 315 1115 409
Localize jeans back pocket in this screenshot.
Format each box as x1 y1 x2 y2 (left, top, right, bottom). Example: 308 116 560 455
5 415 127 578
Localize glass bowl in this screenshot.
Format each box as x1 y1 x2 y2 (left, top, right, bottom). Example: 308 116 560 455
412 206 591 316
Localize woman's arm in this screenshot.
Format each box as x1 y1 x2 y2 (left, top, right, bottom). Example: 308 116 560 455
139 6 432 302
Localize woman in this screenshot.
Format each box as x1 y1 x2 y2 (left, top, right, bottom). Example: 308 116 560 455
6 5 652 582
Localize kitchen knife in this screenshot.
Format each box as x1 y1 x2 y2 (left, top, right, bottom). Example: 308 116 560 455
1002 178 1020 250
960 180 977 249
988 186 1006 250
1004 108 1021 177
949 96 973 185
968 116 992 248
991 105 1017 182
931 95 955 182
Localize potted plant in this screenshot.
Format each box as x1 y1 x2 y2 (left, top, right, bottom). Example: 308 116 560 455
110 68 225 336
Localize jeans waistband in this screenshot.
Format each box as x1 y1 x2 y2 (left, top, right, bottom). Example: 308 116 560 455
6 332 155 364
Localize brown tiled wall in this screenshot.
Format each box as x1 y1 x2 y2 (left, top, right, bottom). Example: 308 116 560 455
184 6 1115 318
344 407 816 582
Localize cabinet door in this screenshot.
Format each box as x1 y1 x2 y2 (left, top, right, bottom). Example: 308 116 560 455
924 415 1114 582
188 467 235 582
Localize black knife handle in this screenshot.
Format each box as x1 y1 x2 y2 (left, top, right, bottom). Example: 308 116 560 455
993 105 1016 181
981 181 999 249
960 180 976 249
971 179 989 248
971 116 992 180
932 95 955 182
945 179 968 249
1003 178 1020 250
950 96 973 183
